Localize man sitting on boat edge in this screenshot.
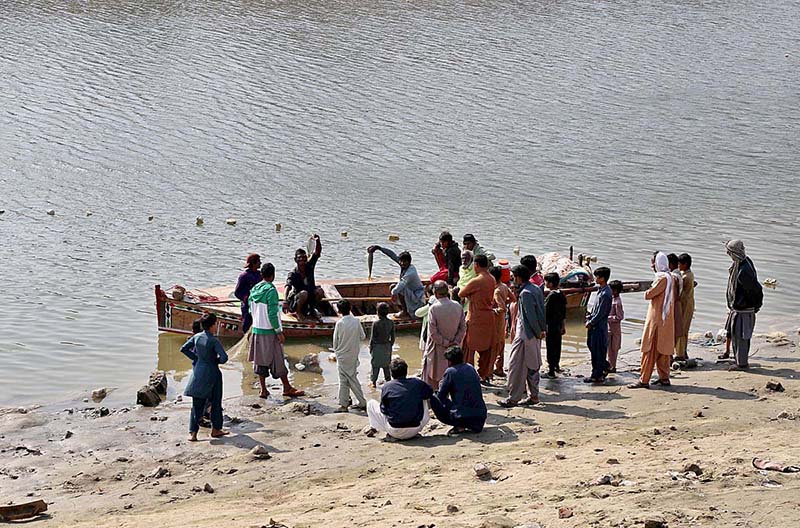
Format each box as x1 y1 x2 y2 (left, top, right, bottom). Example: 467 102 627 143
367 245 426 320
285 235 324 322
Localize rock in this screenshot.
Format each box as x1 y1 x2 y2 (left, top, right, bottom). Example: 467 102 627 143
250 403 262 409
473 463 492 478
653 428 662 435
555 453 566 460
683 463 703 475
249 445 271 460
149 466 171 479
63 430 74 440
97 407 110 417
693 410 704 418
766 381 785 392
148 371 168 395
591 474 613 486
203 483 214 493
556 439 566 447
380 499 392 507
46 209 55 216
91 388 108 402
447 504 460 513
669 425 677 431
195 216 204 226
606 458 620 465
522 459 532 465
300 353 322 373
226 218 237 226
115 456 129 462
278 402 323 416
558 506 574 519
776 411 797 420
480 515 515 528
137 386 160 407
644 518 667 528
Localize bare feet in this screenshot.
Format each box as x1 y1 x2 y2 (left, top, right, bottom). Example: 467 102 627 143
362 426 377 437
519 397 540 406
283 388 305 398
497 398 518 408
334 406 349 413
188 432 198 442
210 429 229 438
447 426 468 435
259 391 269 399
627 382 650 389
350 404 367 412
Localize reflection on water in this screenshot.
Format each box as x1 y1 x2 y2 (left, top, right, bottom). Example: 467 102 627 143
157 316 647 400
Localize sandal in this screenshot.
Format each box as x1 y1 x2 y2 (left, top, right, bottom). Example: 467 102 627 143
497 398 518 408
627 382 650 389
717 352 731 360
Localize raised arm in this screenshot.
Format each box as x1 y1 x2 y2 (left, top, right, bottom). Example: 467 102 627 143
368 245 401 266
312 234 322 259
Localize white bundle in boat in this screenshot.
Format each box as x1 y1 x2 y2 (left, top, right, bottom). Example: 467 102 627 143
538 252 592 286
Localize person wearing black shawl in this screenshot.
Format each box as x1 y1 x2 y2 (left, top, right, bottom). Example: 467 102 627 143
724 240 763 370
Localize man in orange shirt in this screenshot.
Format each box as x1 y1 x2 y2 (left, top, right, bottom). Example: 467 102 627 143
457 254 496 382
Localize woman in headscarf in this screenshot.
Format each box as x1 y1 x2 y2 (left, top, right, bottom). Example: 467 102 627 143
722 240 763 370
629 252 675 389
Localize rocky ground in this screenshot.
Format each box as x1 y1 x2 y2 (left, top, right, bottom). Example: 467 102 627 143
2 332 800 528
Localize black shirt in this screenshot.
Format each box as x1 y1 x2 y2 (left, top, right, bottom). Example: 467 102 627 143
544 290 567 326
286 254 319 297
380 377 433 428
444 243 461 286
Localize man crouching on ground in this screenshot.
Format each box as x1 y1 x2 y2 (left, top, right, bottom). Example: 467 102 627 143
364 358 433 440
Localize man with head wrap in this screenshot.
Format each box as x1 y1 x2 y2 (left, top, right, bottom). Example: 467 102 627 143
628 252 676 389
723 240 763 370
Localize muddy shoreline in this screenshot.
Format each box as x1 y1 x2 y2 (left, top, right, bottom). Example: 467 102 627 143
2 330 799 527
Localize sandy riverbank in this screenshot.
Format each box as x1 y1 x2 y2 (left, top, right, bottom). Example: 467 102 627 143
2 331 800 528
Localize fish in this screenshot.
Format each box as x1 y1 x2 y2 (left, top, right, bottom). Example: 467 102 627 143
367 251 374 280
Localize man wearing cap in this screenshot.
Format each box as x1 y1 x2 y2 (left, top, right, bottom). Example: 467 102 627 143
235 253 262 333
462 234 495 267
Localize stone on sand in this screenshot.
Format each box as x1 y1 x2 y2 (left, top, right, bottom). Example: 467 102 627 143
766 381 785 392
278 402 323 416
91 388 108 401
137 386 160 407
148 371 168 395
249 445 271 460
473 463 492 478
480 515 515 528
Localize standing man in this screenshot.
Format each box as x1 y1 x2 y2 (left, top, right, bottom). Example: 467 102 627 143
674 253 696 360
629 252 675 389
431 231 462 286
490 266 513 379
499 265 546 407
367 245 426 319
724 240 763 371
333 300 368 412
422 281 466 389
285 235 324 321
462 234 495 266
249 263 305 399
235 253 262 333
457 254 496 379
584 267 612 383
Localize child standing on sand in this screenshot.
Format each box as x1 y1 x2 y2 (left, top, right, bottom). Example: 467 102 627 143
333 300 368 412
543 273 566 378
369 303 395 388
606 280 625 373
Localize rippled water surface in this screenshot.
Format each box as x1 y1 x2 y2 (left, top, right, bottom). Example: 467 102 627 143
1 0 798 405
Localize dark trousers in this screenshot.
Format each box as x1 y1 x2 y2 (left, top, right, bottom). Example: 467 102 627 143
546 322 562 373
587 326 610 380
430 394 485 433
189 383 223 433
371 366 391 384
241 311 253 333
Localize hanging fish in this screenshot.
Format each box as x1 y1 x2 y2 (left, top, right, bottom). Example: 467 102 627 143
367 250 374 280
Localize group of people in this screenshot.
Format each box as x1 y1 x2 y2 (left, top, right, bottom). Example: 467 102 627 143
180 232 763 441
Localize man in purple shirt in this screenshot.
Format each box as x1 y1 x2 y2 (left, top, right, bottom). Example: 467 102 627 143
235 253 262 333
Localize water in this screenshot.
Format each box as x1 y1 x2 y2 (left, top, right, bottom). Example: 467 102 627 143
1 0 798 405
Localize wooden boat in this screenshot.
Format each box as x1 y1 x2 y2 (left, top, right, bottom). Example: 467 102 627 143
154 276 653 340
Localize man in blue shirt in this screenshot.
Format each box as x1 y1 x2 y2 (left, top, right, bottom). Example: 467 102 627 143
365 358 432 440
585 267 613 383
430 346 487 434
